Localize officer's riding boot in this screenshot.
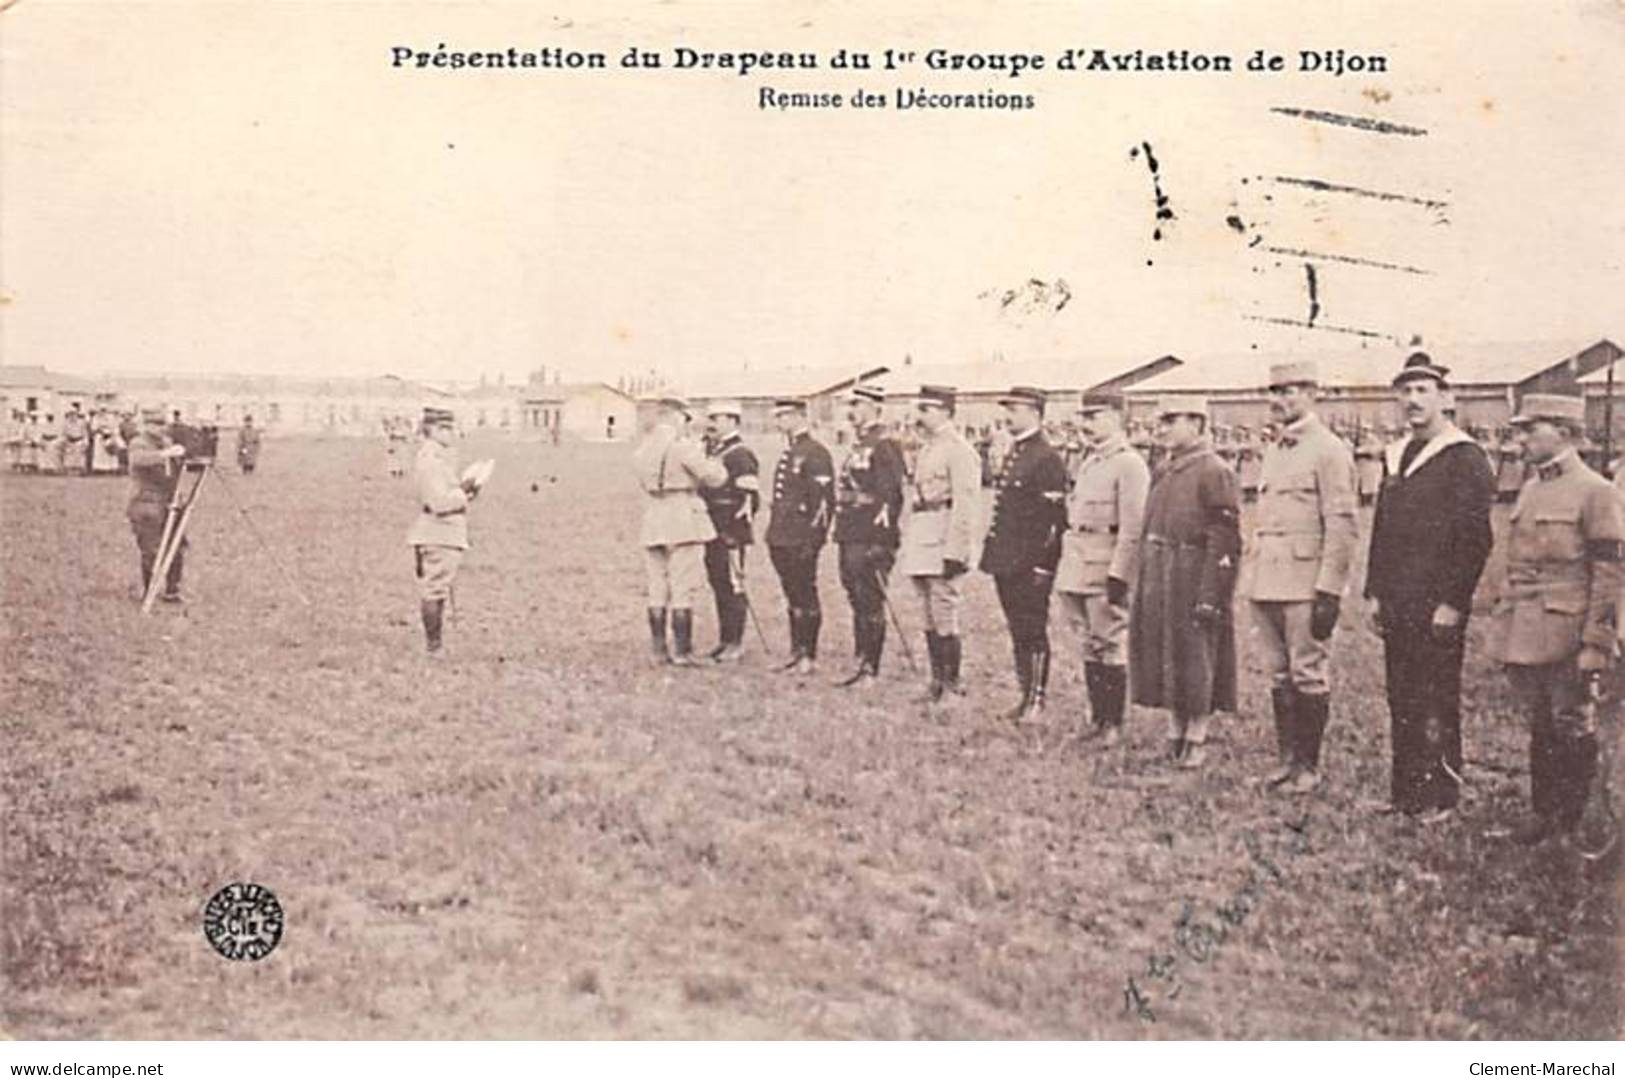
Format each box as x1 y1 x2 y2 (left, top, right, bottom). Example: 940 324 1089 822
1284 693 1329 794
422 599 445 654
920 631 944 702
712 599 745 664
1265 686 1299 787
800 609 822 672
1002 642 1035 721
1097 665 1127 747
647 607 669 665
780 610 804 671
1079 663 1106 740
838 617 876 687
870 614 887 675
1027 642 1051 717
708 593 730 660
940 634 966 700
669 609 698 666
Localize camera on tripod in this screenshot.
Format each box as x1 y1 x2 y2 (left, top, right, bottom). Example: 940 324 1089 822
171 423 221 468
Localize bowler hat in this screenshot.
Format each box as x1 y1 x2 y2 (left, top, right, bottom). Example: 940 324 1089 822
1392 351 1451 387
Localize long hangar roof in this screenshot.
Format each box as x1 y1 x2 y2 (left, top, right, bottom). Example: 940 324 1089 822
1127 339 1621 394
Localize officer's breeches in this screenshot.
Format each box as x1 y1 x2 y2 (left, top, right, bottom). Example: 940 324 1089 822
995 571 1054 649
704 541 748 644
770 543 822 614
1382 605 1467 812
1060 591 1128 666
414 544 465 602
838 543 893 619
910 574 961 634
644 542 705 608
1505 658 1600 827
1251 599 1332 695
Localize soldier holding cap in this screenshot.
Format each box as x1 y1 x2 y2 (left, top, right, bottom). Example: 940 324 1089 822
1490 391 1624 843
699 400 761 663
1249 360 1359 793
1129 396 1242 767
898 384 982 702
407 407 481 654
1364 352 1495 818
980 386 1069 720
766 398 836 674
634 396 727 666
126 405 190 602
1055 391 1149 744
833 383 907 687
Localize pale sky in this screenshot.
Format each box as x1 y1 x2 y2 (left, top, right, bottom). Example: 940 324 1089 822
2 1 1622 388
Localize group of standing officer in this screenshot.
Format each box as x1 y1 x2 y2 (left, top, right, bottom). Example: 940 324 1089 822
624 352 1619 844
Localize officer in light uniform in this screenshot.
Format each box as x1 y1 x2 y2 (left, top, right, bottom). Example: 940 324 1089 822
766 398 836 675
634 396 727 666
699 400 760 664
833 383 907 687
126 406 189 602
898 385 982 702
406 407 480 654
1055 391 1149 744
1248 360 1359 794
980 385 1070 720
1492 392 1624 844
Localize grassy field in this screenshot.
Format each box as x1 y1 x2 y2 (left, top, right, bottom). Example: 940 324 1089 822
1 433 1618 1039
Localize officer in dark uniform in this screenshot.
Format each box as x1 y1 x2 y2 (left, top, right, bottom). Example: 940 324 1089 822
833 383 907 687
767 398 836 675
126 406 189 602
700 400 761 663
979 386 1069 719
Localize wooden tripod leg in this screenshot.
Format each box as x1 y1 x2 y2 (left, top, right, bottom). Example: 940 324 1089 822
141 467 208 614
141 499 184 612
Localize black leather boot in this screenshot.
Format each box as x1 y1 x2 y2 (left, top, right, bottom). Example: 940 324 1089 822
647 606 668 664
669 608 697 666
1027 642 1051 716
1096 664 1127 746
1080 662 1106 739
1002 642 1034 721
939 634 966 700
920 631 944 701
423 599 445 654
1265 686 1298 787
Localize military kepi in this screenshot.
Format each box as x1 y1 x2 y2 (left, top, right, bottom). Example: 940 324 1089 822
1391 351 1450 387
422 406 456 425
772 397 808 415
996 385 1048 410
848 383 885 404
1510 393 1585 427
1267 360 1320 389
1077 391 1124 415
918 384 957 409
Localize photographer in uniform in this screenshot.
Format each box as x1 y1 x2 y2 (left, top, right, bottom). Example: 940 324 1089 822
126 406 189 603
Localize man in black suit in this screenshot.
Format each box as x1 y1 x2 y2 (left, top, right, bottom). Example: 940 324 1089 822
1364 352 1495 819
980 386 1069 720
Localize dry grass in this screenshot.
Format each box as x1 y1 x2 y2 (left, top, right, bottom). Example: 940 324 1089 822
0 434 1618 1039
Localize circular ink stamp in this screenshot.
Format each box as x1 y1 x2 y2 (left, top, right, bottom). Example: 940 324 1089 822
202 882 284 961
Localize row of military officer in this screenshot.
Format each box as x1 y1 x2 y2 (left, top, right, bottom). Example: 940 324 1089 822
632 355 1620 845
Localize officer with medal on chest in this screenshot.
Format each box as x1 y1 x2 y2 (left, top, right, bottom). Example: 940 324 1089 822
766 398 836 675
1248 360 1359 794
833 383 907 687
1054 391 1150 745
1491 391 1625 844
979 386 1070 720
699 400 761 664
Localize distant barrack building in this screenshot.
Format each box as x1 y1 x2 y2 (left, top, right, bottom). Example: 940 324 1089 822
0 366 638 441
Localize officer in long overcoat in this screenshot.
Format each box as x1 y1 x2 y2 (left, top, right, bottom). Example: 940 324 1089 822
1054 391 1149 744
1248 360 1359 794
897 385 982 702
1491 392 1624 843
634 396 727 666
1129 396 1242 767
979 386 1069 720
